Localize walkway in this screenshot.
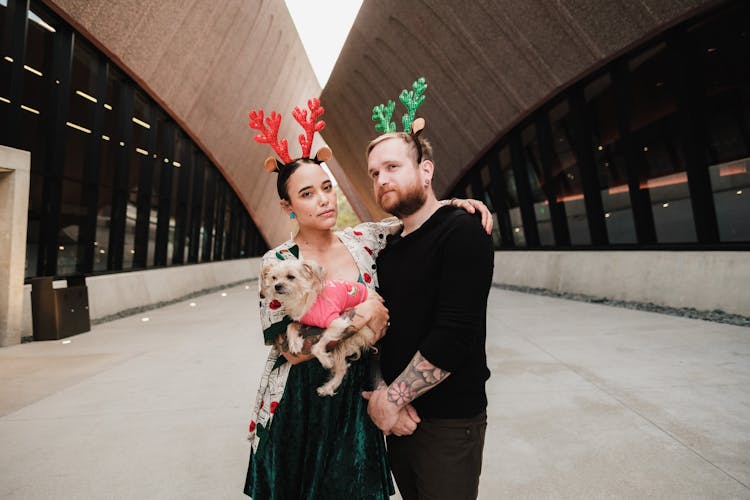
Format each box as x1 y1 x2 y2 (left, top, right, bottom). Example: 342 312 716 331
1 284 748 499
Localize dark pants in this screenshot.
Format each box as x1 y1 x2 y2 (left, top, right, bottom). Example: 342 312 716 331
386 411 487 500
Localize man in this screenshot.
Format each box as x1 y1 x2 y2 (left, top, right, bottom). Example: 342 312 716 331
364 130 494 500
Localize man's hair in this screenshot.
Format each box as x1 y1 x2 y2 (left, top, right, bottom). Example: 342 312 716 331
366 132 433 165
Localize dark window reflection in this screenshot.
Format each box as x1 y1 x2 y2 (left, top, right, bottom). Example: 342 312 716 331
6 0 265 279
585 74 637 244
548 100 590 245
521 124 555 246
690 2 750 241
460 1 748 249
628 43 697 243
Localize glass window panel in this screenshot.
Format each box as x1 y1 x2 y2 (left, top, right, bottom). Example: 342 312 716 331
496 145 525 246
585 73 637 244
628 43 696 243
11 0 260 279
122 195 137 268
521 124 554 246
93 185 112 272
549 100 590 244
65 38 98 165
687 3 750 241
25 173 44 278
62 125 88 181
57 179 86 276
709 158 750 241
479 164 502 248
21 5 54 113
0 1 9 99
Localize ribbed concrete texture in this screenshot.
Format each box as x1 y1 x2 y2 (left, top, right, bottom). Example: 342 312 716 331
321 0 714 220
46 0 322 246
1 285 748 498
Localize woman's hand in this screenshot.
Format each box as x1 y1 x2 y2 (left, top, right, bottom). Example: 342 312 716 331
444 198 494 235
352 297 389 341
387 404 421 436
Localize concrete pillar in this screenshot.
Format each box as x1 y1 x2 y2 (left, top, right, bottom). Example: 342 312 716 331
0 145 31 347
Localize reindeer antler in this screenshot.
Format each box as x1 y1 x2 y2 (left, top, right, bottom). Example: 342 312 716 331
399 77 427 132
293 98 326 158
372 101 396 133
248 109 292 164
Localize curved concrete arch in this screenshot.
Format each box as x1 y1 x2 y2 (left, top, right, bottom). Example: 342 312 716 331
46 0 321 247
321 0 716 220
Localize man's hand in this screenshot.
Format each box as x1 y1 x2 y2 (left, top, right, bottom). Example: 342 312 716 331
388 404 421 436
362 388 400 433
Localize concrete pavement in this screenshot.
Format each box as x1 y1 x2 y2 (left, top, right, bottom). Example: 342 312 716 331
0 283 748 499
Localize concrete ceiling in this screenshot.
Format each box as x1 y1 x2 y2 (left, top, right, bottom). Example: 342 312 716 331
47 0 716 247
320 0 715 222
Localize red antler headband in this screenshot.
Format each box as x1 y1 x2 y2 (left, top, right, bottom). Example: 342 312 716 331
248 98 331 173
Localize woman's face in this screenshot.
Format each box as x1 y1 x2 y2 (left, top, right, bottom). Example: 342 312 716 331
283 162 338 231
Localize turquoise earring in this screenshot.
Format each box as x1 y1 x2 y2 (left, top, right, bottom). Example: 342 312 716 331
289 212 296 220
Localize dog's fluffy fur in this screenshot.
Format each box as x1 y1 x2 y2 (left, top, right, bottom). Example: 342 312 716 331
261 259 379 396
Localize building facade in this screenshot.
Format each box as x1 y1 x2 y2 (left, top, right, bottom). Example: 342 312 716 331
449 0 749 251
1 0 272 280
0 0 324 345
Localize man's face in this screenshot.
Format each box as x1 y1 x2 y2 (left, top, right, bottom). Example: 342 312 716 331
367 138 427 217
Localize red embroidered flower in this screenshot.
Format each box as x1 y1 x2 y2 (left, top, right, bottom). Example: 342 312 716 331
269 300 281 310
353 230 363 236
364 246 372 255
270 401 278 414
363 273 372 283
248 421 256 433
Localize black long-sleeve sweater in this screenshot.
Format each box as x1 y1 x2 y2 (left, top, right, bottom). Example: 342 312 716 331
376 205 494 419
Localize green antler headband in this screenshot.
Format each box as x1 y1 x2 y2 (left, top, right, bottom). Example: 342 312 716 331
371 77 427 134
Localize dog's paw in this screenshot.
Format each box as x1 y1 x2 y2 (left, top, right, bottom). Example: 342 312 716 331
286 325 304 354
316 352 335 369
316 385 336 397
288 336 304 354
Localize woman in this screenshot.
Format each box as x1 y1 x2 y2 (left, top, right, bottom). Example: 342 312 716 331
243 161 492 499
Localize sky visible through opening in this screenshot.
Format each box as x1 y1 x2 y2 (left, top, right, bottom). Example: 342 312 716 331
284 0 363 87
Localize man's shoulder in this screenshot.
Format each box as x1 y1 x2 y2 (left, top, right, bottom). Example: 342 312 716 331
440 207 487 235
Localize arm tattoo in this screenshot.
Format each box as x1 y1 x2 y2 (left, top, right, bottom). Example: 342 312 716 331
386 351 450 406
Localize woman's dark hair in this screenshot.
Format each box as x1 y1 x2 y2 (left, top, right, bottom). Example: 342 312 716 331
276 158 319 201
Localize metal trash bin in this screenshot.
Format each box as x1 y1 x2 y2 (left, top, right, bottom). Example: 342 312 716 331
30 276 91 341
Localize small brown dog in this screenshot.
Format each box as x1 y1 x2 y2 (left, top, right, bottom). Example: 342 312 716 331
261 259 380 396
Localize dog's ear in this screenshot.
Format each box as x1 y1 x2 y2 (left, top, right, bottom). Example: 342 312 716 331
260 263 274 297
301 260 325 283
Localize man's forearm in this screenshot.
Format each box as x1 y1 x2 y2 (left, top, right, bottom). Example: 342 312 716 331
385 351 450 407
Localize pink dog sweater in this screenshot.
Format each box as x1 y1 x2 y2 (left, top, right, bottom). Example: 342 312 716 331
299 281 369 328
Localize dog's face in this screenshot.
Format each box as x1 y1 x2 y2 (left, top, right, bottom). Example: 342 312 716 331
261 260 326 313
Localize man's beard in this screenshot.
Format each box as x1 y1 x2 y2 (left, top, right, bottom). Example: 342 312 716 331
378 182 426 218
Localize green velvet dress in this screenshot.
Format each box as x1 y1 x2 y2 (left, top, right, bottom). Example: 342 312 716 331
243 353 393 499
244 220 401 500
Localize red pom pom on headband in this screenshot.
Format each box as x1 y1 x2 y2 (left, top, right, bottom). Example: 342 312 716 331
248 98 327 172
